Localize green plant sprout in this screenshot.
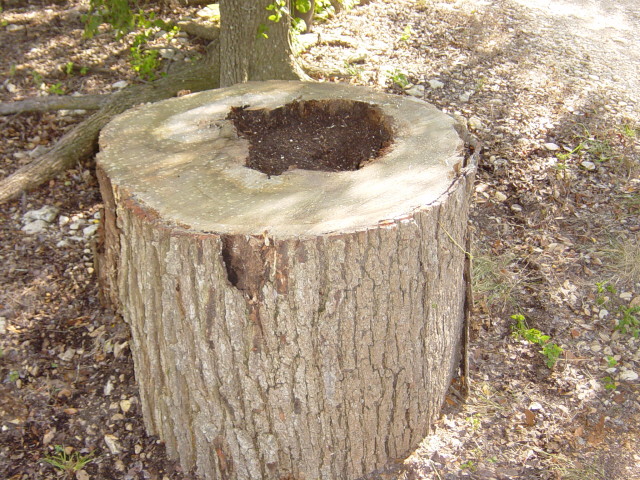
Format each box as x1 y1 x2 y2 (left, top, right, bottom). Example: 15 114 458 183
460 460 476 471
399 24 413 42
48 82 65 95
389 69 409 88
43 445 94 474
620 123 638 138
31 71 44 88
511 314 564 368
615 305 640 338
602 376 616 391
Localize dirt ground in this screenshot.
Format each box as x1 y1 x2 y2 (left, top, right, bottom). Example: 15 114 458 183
1 0 639 479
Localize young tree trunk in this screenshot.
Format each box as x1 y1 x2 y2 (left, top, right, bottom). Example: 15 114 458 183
219 0 298 87
96 81 476 480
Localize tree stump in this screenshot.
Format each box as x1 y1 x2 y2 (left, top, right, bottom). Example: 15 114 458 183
96 81 476 480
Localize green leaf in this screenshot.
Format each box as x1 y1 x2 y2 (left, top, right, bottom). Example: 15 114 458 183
295 0 312 13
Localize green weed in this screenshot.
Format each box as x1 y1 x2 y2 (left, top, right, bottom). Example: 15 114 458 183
389 69 409 89
31 71 44 88
43 445 94 474
615 305 640 338
602 376 616 391
399 24 413 42
620 122 639 138
511 314 563 368
460 460 476 471
48 82 65 95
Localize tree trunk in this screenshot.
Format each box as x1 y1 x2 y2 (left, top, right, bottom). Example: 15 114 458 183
219 0 298 87
96 81 476 480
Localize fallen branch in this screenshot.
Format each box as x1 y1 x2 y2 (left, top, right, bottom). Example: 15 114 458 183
0 94 110 116
0 47 221 205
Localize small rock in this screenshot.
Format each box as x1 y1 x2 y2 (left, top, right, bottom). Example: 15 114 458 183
42 429 56 445
468 116 483 131
459 91 472 102
620 369 638 381
620 292 633 301
405 85 424 98
544 142 560 151
23 205 59 224
120 399 132 413
197 4 220 19
83 224 99 237
22 220 49 235
76 470 90 480
104 434 121 454
69 219 85 231
5 82 18 93
159 48 175 59
428 79 444 89
104 378 114 396
630 296 640 308
59 348 76 362
346 51 367 64
599 309 609 319
56 240 70 248
111 80 128 90
510 204 523 212
581 161 596 171
494 191 508 202
529 401 543 411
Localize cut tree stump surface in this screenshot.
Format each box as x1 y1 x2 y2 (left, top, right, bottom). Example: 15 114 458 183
96 80 476 480
97 81 464 236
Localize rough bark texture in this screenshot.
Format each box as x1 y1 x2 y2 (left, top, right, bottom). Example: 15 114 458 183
219 0 298 87
96 81 476 480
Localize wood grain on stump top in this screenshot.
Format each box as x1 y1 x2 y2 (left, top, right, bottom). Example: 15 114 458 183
97 81 464 236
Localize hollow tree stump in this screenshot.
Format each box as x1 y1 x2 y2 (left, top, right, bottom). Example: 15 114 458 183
96 81 476 480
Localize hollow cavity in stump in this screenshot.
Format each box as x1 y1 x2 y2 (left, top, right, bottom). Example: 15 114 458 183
227 99 393 176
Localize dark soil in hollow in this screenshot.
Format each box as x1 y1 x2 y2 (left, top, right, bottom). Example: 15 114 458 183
227 99 393 176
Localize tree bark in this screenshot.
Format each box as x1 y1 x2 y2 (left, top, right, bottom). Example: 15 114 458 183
219 0 298 87
96 81 476 480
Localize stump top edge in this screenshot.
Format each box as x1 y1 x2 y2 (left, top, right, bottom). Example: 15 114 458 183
97 81 464 236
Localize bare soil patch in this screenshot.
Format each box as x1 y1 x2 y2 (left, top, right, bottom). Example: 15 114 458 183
228 100 392 175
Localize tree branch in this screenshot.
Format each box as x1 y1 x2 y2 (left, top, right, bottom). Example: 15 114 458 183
0 46 221 205
0 94 110 116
